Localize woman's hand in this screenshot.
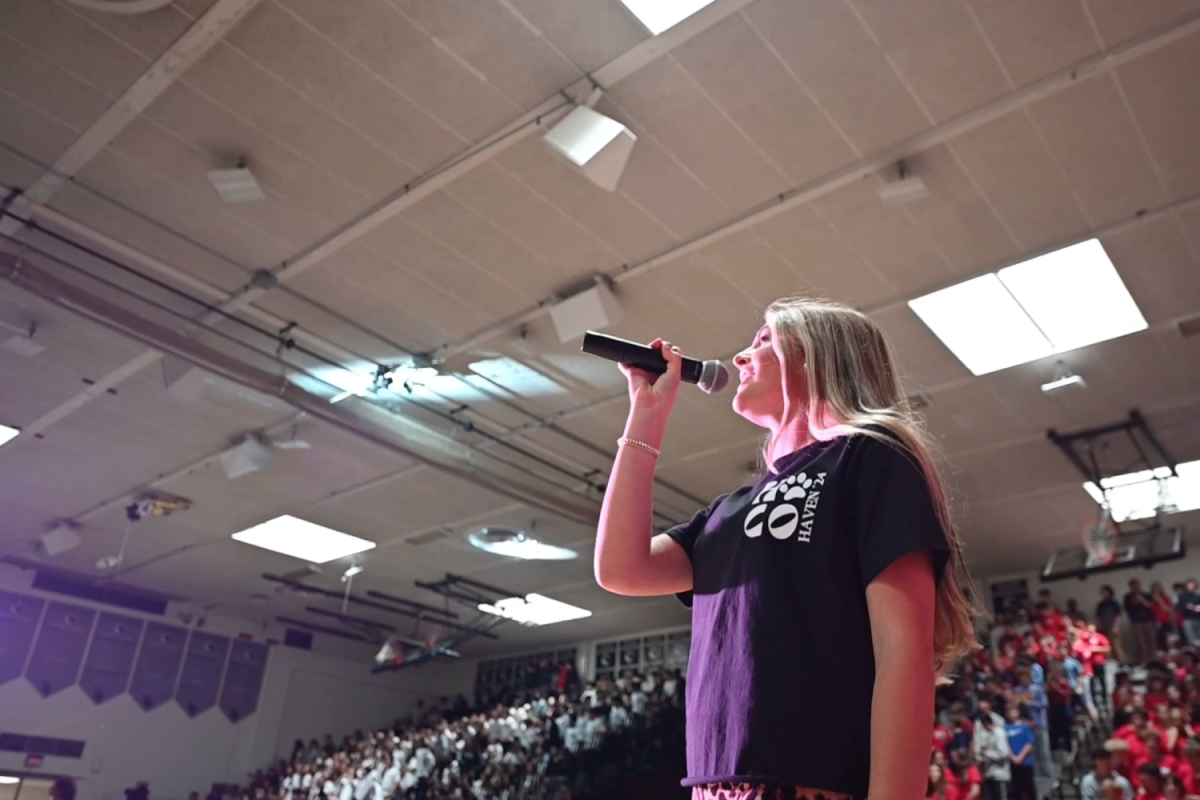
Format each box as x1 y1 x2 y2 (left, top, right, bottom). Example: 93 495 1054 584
619 338 684 421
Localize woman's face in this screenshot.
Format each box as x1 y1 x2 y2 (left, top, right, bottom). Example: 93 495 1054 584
732 324 802 427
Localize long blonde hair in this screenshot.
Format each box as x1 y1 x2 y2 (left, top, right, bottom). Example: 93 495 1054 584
764 297 981 680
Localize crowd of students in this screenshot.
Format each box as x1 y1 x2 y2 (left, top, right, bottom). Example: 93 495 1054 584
200 575 1200 800
929 580 1200 800
217 669 686 800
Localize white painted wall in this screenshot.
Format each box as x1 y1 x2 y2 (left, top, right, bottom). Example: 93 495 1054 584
0 568 476 800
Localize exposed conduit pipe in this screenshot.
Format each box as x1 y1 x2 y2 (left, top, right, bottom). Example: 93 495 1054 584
0 251 605 528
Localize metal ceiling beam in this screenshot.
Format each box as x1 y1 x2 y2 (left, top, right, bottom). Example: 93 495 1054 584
429 9 1200 362
1 0 759 466
0 0 263 237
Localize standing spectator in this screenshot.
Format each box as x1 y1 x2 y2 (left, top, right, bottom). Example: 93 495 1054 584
1138 763 1166 800
1013 668 1054 780
1080 748 1134 800
1177 580 1200 647
1126 579 1159 664
1003 707 1036 800
1098 586 1125 663
973 712 1012 800
1153 581 1177 650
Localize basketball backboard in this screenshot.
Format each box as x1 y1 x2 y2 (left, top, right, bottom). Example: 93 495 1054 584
1040 525 1184 582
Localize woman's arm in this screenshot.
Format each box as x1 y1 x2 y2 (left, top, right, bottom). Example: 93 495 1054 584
866 550 938 800
594 340 693 597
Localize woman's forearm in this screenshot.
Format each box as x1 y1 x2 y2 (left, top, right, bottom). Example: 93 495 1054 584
868 649 935 800
594 410 666 594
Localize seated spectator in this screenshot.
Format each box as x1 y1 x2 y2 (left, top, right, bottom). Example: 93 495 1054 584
1081 747 1134 800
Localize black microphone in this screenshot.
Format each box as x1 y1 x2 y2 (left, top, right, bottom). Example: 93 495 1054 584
581 331 730 394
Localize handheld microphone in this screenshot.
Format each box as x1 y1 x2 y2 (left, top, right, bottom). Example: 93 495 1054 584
581 331 730 394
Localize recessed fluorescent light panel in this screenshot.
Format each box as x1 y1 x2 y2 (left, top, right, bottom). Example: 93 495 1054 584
232 515 376 564
0 424 19 448
478 594 592 626
1083 460 1200 523
909 239 1147 375
617 0 718 34
909 274 1053 375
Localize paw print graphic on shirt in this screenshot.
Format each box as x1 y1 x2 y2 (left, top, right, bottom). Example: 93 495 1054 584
744 472 815 540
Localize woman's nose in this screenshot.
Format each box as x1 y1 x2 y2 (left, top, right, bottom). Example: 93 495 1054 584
733 349 751 367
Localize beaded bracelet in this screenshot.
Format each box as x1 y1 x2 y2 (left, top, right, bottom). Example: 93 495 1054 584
617 437 661 458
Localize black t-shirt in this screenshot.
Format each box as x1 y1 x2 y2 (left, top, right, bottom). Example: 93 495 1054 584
1124 591 1155 623
1096 598 1121 631
666 432 951 797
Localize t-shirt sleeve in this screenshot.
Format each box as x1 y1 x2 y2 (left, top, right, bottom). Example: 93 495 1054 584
663 494 727 608
851 435 952 589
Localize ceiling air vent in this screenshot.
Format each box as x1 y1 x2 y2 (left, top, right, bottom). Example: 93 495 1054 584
1178 314 1200 339
405 530 448 547
64 0 173 12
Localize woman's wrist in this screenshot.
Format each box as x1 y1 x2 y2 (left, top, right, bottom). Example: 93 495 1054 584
623 407 668 448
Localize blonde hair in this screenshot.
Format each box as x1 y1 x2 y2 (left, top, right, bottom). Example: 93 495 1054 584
764 296 982 681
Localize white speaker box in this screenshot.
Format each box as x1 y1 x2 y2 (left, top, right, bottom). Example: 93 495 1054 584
543 106 637 192
549 283 625 344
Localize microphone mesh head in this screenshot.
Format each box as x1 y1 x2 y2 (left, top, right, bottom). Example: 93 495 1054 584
698 361 730 394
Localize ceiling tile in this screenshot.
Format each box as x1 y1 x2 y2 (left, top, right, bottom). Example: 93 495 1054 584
813 179 958 295
1083 0 1200 48
278 0 518 142
849 0 1011 122
966 0 1101 88
441 162 619 276
1100 215 1200 325
950 110 1092 251
1028 73 1168 227
181 43 415 199
389 0 582 110
1115 31 1200 201
0 0 149 98
608 57 791 212
604 124 728 238
751 205 897 308
0 91 79 171
640 252 763 343
0 40 111 132
672 13 858 182
492 137 674 264
60 1 195 60
399 191 566 300
505 0 647 73
222 0 464 172
901 144 1020 275
744 0 930 154
143 82 372 226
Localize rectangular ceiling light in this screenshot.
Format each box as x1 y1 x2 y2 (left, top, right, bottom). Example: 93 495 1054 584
1083 460 1200 523
908 274 1053 375
232 515 376 564
478 593 592 626
0 424 19 448
909 239 1146 375
616 0 718 34
998 239 1147 352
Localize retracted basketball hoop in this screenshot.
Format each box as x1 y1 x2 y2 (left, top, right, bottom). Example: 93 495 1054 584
1081 511 1120 568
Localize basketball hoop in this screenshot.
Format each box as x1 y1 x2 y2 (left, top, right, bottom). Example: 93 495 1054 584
1082 511 1120 567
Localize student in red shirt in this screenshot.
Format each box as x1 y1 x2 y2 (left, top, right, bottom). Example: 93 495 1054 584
933 722 952 758
1177 740 1200 795
1145 731 1178 776
957 763 982 800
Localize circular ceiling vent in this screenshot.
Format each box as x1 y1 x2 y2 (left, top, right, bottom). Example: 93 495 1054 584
466 527 577 561
64 0 174 13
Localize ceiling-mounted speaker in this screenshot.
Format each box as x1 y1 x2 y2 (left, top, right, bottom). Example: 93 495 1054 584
543 106 637 192
220 437 272 480
549 282 624 344
41 523 82 558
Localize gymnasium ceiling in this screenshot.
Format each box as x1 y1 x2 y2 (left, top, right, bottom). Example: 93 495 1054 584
2 0 1200 656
